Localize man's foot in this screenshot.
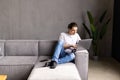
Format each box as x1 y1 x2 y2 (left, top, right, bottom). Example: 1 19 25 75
50 61 57 69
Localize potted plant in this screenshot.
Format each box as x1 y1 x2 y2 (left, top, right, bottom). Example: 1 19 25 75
82 10 111 60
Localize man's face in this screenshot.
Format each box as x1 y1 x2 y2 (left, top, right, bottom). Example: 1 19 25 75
68 26 78 35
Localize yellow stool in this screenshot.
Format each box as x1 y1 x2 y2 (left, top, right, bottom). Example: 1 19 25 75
0 75 7 80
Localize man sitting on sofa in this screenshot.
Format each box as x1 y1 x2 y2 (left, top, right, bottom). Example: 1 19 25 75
48 22 81 69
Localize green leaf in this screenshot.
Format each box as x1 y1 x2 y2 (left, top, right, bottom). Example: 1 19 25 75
87 11 94 24
90 24 97 40
82 23 92 38
90 24 96 33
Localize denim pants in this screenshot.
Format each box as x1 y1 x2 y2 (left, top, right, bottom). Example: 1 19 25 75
52 40 75 64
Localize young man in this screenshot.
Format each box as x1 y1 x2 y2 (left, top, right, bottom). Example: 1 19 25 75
50 22 81 69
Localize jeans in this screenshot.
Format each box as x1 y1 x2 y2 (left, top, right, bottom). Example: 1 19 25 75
52 40 75 64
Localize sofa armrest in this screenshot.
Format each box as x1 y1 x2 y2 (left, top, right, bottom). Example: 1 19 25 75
75 49 89 80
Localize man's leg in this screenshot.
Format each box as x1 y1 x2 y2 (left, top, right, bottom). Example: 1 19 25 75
58 53 75 64
52 40 64 63
50 40 65 69
51 40 75 68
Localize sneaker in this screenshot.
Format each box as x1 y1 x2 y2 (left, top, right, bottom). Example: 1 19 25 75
50 61 57 69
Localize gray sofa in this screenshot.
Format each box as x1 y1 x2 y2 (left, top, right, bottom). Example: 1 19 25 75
0 40 89 80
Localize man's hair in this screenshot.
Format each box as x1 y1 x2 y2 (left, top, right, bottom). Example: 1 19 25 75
68 22 78 29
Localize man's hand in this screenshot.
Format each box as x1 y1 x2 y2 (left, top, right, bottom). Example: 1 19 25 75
72 44 77 49
64 44 77 49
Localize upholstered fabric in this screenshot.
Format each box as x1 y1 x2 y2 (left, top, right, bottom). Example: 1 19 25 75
0 56 38 65
35 56 52 67
0 56 38 80
75 50 89 80
0 40 89 80
0 40 5 56
5 40 38 56
28 63 81 80
37 56 51 62
0 56 4 59
0 65 33 80
39 40 57 56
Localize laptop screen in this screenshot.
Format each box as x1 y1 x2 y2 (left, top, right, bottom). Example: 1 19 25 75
77 39 92 50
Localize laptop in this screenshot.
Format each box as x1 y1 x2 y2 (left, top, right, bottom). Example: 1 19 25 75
77 39 92 50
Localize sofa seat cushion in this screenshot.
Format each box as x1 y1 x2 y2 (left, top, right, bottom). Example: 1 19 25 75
0 56 38 65
34 56 54 68
28 62 81 80
0 56 4 59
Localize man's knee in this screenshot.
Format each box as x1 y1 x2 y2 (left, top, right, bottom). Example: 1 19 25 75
69 53 75 59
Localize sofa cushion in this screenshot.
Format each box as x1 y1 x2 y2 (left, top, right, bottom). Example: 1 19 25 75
5 40 38 56
0 56 38 80
34 56 51 67
28 63 81 80
0 40 5 56
39 40 57 56
0 56 38 65
0 65 34 80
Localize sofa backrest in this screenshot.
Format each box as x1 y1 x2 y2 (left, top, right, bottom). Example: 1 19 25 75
0 40 5 56
39 40 57 56
5 40 38 56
